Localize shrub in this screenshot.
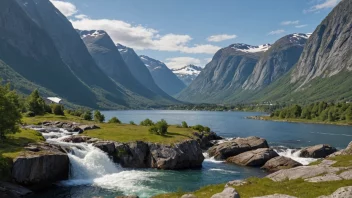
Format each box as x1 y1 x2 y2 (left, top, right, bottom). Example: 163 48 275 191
129 121 136 125
81 111 93 121
181 121 188 128
140 118 154 126
192 124 211 132
108 117 121 124
149 119 169 135
94 110 105 123
51 104 64 115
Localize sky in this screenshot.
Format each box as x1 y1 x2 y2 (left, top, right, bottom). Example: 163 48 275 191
50 0 341 69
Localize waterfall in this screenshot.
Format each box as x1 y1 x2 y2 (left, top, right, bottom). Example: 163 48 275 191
274 147 317 165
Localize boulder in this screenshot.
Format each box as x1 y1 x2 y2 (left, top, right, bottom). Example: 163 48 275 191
341 141 352 155
93 141 116 155
0 181 32 197
266 165 342 182
194 132 222 149
299 144 337 158
305 173 342 182
12 144 69 189
149 140 204 169
181 194 197 198
339 169 352 180
62 135 91 143
253 194 297 198
115 141 150 168
208 136 269 160
227 148 279 167
78 125 100 131
318 186 352 198
261 156 302 172
211 187 240 198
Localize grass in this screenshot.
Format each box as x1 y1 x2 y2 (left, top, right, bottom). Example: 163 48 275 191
256 116 352 126
153 178 352 198
329 155 352 167
22 113 90 125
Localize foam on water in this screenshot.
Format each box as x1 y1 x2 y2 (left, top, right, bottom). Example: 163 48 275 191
203 152 224 164
275 147 317 165
209 168 239 174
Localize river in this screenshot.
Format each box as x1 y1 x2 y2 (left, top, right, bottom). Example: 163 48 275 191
35 110 352 198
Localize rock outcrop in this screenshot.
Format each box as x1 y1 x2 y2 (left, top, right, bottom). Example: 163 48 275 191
318 186 352 198
12 143 69 189
211 187 240 198
208 136 269 160
193 131 223 149
299 144 337 158
261 156 302 172
226 148 279 166
116 141 150 168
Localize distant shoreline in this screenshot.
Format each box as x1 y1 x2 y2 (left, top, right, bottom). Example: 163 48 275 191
247 116 352 126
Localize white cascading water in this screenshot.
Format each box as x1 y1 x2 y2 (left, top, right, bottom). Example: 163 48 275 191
274 148 317 165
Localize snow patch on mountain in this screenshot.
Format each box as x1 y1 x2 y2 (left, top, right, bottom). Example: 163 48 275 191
80 30 106 39
172 65 202 75
230 43 271 53
289 33 311 44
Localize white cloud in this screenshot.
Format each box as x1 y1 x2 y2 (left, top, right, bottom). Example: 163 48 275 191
50 0 77 17
165 57 202 69
207 34 237 42
281 20 299 25
71 18 220 54
74 14 88 19
304 0 341 13
268 29 286 35
295 24 308 28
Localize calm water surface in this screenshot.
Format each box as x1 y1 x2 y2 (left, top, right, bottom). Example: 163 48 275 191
36 110 352 198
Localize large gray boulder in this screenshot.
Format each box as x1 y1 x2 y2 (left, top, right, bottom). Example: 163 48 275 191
211 187 240 198
12 144 69 189
318 186 352 198
115 141 150 168
149 140 204 169
93 141 116 155
208 136 269 160
261 156 302 172
299 144 337 158
227 148 278 167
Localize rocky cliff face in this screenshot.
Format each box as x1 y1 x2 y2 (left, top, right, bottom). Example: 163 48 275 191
172 65 203 86
243 34 309 90
291 0 352 87
178 44 266 102
79 30 178 105
0 0 98 107
139 55 186 96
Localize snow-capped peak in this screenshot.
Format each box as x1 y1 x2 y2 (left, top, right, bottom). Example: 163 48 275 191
172 65 202 75
80 30 106 39
292 33 311 39
116 43 130 53
288 33 311 44
230 43 271 53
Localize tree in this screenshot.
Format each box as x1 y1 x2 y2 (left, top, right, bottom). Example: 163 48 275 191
108 117 121 124
81 110 93 121
51 104 64 115
27 90 46 115
181 121 188 128
0 84 22 140
129 121 136 125
140 118 154 126
94 110 105 123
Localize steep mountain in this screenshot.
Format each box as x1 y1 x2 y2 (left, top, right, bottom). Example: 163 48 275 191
78 30 178 104
243 33 310 90
117 44 181 99
15 0 163 108
172 65 203 86
178 44 269 103
139 55 187 96
0 0 98 107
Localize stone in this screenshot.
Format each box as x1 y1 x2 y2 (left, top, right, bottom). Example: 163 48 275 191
211 187 240 198
225 180 247 188
267 165 342 182
252 194 297 198
0 181 33 197
340 141 352 155
227 148 279 167
93 141 116 155
181 194 197 198
62 135 91 143
208 136 269 160
78 125 100 131
115 141 150 168
12 145 69 189
194 132 223 149
318 186 352 198
305 173 342 182
261 156 302 172
299 144 337 158
339 169 352 180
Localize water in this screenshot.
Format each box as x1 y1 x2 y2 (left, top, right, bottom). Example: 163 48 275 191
35 110 352 198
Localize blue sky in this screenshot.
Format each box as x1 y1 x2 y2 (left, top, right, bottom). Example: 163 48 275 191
51 0 341 68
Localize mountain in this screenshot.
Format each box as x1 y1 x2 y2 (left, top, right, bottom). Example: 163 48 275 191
139 55 187 96
243 33 310 90
0 0 98 107
172 65 203 86
177 44 269 103
78 30 178 104
117 44 183 98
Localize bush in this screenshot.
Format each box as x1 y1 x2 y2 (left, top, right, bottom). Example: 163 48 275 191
149 119 168 135
24 111 35 117
129 121 136 125
108 117 121 124
51 104 64 115
140 118 154 126
192 124 211 132
0 84 22 140
94 110 105 123
181 121 188 128
81 111 93 121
